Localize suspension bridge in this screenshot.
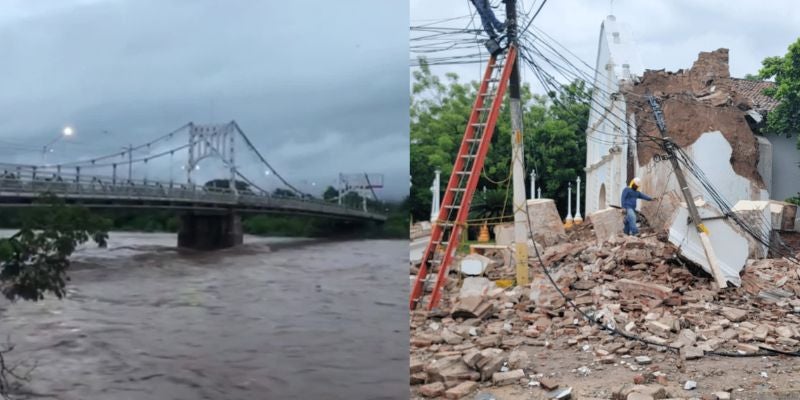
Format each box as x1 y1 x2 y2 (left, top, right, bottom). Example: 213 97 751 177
0 121 387 249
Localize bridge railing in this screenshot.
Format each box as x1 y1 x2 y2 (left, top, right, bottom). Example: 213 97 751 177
0 167 383 216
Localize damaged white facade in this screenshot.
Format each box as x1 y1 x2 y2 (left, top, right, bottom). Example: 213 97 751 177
583 16 799 288
634 132 773 286
584 15 643 215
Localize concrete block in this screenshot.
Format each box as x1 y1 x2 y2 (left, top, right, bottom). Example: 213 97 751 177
479 352 506 381
616 279 672 300
458 277 495 300
667 200 749 286
769 201 797 231
411 357 425 373
493 223 514 246
646 321 672 338
411 221 432 240
492 369 525 386
681 345 704 360
419 382 446 397
736 343 759 354
731 200 771 258
525 198 567 246
410 236 429 265
784 203 797 231
440 361 479 385
720 306 747 322
445 381 478 399
460 254 493 276
590 207 624 245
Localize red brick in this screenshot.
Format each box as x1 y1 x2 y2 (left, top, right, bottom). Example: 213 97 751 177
445 381 479 399
419 382 446 398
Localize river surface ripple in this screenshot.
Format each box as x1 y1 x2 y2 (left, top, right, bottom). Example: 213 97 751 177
0 231 408 400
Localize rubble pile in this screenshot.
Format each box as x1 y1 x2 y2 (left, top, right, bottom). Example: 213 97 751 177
627 48 765 190
410 225 800 399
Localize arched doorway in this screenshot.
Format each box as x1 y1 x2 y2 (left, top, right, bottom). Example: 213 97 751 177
599 183 607 209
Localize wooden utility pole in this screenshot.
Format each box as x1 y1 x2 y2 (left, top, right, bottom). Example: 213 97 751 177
505 0 529 286
646 95 727 289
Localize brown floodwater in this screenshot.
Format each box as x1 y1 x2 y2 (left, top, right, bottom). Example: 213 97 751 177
0 231 408 400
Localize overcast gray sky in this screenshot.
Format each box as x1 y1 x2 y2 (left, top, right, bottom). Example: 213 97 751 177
0 0 409 200
411 0 800 89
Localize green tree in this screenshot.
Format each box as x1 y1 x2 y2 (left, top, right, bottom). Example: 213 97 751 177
758 37 800 148
410 58 591 224
0 194 109 395
322 185 339 201
743 73 761 81
528 81 591 212
0 195 110 301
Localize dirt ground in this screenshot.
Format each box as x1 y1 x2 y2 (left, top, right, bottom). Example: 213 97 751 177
481 348 800 399
411 343 800 399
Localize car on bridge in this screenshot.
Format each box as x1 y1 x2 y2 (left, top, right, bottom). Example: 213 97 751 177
203 179 256 195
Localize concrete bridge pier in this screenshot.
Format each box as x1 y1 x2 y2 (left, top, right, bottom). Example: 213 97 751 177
177 212 243 250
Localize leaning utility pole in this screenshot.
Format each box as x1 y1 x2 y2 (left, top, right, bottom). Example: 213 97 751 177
646 95 727 289
505 0 529 286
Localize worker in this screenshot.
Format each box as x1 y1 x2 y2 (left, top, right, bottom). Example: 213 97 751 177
470 0 506 39
621 177 654 236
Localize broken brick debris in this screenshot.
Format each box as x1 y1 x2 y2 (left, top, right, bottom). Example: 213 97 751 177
411 212 800 398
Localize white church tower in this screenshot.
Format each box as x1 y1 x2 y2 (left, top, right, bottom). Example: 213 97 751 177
584 15 643 214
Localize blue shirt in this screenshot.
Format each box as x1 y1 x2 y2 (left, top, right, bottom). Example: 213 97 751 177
621 187 652 210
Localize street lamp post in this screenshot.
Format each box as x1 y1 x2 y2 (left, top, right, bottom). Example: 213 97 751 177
41 126 74 164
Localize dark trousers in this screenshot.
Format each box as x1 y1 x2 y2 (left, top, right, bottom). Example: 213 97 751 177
470 0 504 38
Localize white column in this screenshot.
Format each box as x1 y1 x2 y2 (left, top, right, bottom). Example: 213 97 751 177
566 182 574 224
575 176 583 222
537 187 541 199
430 184 436 219
430 170 441 221
529 169 536 200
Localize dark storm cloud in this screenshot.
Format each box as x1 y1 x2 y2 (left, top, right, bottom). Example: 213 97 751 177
0 0 409 199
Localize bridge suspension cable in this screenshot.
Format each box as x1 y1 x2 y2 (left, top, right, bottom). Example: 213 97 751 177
40 123 191 168
76 144 191 169
231 122 306 197
16 121 310 199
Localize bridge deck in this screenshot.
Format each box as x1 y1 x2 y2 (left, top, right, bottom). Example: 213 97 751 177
0 178 387 222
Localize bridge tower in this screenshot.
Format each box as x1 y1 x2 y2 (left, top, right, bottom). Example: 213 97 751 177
181 122 243 250
187 122 237 193
338 173 383 211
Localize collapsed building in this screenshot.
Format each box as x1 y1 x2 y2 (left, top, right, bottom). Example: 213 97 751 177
583 15 800 286
586 15 800 215
410 14 800 400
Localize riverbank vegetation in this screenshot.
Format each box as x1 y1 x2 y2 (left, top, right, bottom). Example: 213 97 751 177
0 194 409 239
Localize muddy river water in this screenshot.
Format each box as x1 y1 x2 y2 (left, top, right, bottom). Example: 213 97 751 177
0 231 407 399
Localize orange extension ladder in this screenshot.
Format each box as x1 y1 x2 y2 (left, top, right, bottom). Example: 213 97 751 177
410 45 517 311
